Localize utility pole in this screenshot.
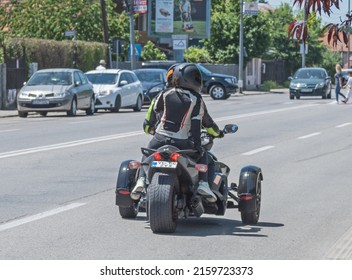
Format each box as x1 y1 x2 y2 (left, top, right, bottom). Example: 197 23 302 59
100 0 109 44
301 1 307 68
239 0 244 93
348 0 351 68
124 0 136 70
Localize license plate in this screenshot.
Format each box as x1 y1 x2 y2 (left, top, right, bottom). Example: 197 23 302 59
151 161 177 168
32 99 49 105
301 88 312 93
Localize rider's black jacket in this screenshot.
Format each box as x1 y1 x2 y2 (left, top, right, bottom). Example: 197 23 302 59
143 88 222 147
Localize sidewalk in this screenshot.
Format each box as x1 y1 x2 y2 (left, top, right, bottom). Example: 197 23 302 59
0 88 288 118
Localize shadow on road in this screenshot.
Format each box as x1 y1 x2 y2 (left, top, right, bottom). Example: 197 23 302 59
147 216 284 237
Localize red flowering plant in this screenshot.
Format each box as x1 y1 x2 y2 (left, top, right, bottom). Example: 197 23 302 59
288 0 352 47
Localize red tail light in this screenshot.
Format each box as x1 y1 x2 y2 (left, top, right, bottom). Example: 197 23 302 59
240 195 253 201
170 152 180 161
128 161 141 170
118 190 130 195
153 152 163 161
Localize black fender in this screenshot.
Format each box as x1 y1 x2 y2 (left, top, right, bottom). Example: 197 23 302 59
115 160 138 207
237 165 263 212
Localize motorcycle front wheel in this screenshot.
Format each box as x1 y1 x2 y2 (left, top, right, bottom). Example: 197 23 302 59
240 171 262 225
148 172 178 233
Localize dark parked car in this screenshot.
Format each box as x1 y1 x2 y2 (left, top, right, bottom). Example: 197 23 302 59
133 68 167 104
289 67 332 100
196 64 238 100
141 62 238 100
17 68 95 118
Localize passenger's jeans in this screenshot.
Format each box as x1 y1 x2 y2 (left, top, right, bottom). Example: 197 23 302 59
139 133 208 182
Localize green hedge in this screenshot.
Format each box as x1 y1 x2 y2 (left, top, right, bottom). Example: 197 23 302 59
3 37 108 72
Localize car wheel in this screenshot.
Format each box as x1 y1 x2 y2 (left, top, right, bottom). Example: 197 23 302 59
18 111 28 118
322 94 327 99
133 95 142 112
67 98 77 116
296 96 300 99
327 91 332 99
85 96 95 115
290 95 294 100
111 95 121 113
210 84 226 100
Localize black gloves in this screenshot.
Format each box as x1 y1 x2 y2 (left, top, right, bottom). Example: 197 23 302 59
218 131 224 138
194 143 204 157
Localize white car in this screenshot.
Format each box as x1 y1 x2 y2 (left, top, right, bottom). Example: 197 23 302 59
85 69 144 112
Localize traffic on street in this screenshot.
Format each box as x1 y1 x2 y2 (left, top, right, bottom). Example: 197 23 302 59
0 91 351 260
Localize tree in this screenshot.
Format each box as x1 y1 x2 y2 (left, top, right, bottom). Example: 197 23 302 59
141 41 167 61
203 0 271 65
184 46 211 63
288 0 352 47
1 0 130 43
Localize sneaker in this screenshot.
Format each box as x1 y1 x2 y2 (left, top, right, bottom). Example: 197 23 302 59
130 177 146 200
197 180 217 202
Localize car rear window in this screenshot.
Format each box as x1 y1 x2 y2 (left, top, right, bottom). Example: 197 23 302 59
135 71 164 83
86 73 118 84
28 72 72 86
295 69 325 79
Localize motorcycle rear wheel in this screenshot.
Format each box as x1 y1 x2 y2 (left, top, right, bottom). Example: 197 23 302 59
148 172 177 233
118 203 138 219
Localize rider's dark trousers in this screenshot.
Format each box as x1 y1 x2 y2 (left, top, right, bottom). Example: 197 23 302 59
139 133 208 182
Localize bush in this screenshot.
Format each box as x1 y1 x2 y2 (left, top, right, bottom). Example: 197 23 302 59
261 80 279 91
3 37 108 72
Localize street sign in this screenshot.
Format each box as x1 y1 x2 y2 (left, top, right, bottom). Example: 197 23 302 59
173 39 187 50
244 2 258 15
64 30 76 37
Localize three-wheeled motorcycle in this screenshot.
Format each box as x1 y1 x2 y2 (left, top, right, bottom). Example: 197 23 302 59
115 124 263 233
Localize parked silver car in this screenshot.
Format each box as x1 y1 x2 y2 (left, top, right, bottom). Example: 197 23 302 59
17 68 95 117
85 69 144 112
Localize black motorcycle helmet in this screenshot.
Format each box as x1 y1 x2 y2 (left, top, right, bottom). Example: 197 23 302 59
173 63 203 93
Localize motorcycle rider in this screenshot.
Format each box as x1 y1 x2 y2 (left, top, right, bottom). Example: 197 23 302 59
131 63 223 202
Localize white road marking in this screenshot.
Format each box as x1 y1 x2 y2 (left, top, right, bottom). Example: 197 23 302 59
0 203 86 233
242 145 274 156
215 104 318 122
0 129 20 133
297 132 321 139
0 131 144 159
325 225 352 259
336 122 352 128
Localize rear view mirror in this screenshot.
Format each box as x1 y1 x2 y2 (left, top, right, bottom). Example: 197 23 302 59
223 124 238 134
119 80 128 86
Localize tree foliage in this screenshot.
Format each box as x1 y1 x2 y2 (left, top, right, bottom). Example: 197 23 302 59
184 46 211 63
141 41 167 61
1 0 130 43
203 0 270 65
288 0 352 47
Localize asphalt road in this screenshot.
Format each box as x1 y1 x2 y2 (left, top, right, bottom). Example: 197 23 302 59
0 92 352 260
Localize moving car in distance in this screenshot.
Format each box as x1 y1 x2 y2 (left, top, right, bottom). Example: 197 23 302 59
133 68 167 105
17 68 95 118
85 69 144 112
289 67 332 100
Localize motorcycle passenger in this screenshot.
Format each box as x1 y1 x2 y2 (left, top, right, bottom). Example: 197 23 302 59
131 63 222 202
